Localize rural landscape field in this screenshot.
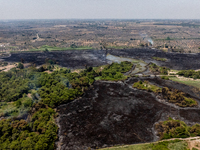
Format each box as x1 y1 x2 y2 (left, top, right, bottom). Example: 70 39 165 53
0 19 200 150
0 0 200 149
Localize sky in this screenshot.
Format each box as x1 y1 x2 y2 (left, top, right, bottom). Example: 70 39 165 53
0 0 200 20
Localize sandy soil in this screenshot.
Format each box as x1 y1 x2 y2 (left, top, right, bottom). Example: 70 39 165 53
0 64 16 71
187 137 200 150
0 63 31 72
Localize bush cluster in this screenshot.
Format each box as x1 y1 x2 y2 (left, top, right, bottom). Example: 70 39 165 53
162 87 197 107
149 63 170 75
133 81 197 107
177 70 200 79
161 76 169 80
101 61 133 81
155 118 200 140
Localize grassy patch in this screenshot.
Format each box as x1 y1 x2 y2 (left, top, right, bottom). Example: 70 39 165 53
29 45 93 51
93 64 109 73
169 76 200 89
10 45 93 53
99 139 188 150
0 95 34 118
133 80 162 93
152 57 167 62
106 46 133 49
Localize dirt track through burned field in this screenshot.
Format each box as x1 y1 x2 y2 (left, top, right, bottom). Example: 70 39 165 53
56 77 200 150
2 48 200 70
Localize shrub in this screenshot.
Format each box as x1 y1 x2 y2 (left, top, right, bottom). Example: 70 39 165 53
156 118 200 140
17 63 24 69
133 81 197 107
161 76 169 80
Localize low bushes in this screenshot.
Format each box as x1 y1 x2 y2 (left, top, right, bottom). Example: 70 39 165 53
133 80 161 93
177 70 200 79
162 87 197 107
149 63 170 75
133 81 197 107
161 76 169 80
155 118 200 140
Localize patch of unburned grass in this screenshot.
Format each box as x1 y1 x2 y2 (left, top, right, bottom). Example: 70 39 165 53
29 45 93 51
93 65 109 73
99 139 188 150
0 95 34 118
133 80 162 93
169 76 200 89
152 57 167 62
11 45 93 53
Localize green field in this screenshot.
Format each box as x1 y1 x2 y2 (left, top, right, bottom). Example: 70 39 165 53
169 76 200 89
99 139 188 150
10 45 93 53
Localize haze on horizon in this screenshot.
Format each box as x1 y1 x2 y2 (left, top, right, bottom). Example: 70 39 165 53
0 0 200 20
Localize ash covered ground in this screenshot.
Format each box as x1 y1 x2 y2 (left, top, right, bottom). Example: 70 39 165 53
2 48 200 70
56 77 200 150
2 50 107 69
108 48 200 70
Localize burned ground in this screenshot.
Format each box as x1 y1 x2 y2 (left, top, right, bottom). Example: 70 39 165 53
2 50 107 69
2 48 200 70
56 78 200 150
108 48 200 70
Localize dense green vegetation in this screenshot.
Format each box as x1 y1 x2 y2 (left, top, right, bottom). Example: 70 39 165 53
99 139 188 150
38 68 97 107
133 81 197 107
149 63 170 75
100 61 133 81
177 70 200 79
0 106 58 149
152 57 167 62
155 118 200 140
0 66 97 108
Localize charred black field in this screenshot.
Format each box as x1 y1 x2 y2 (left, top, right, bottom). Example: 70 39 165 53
2 48 200 70
56 77 200 150
108 49 200 70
